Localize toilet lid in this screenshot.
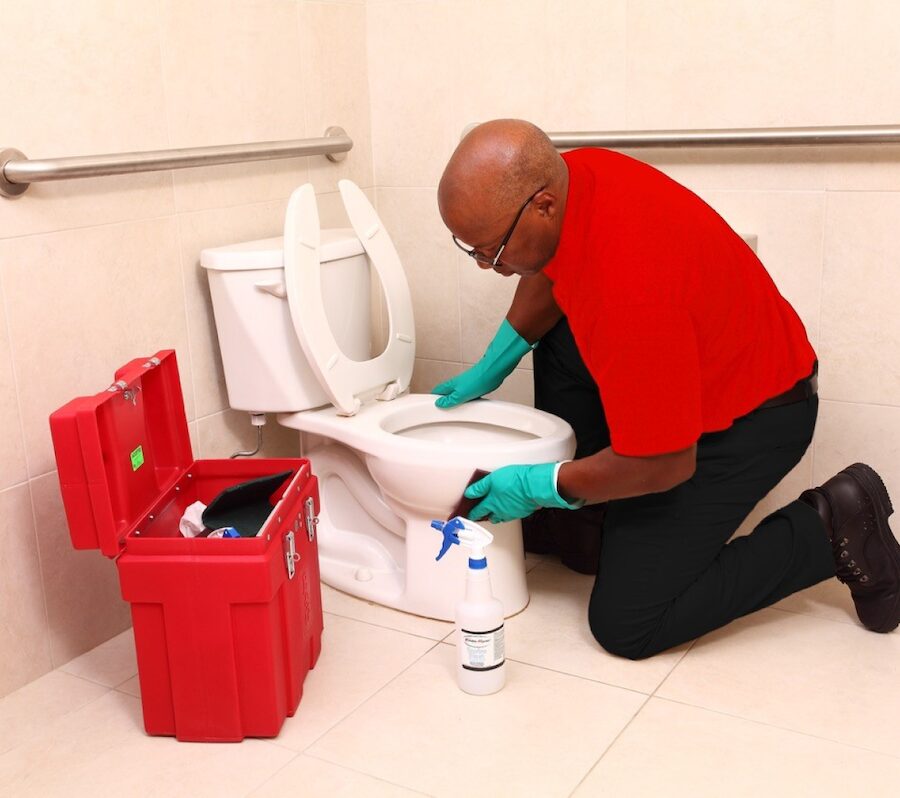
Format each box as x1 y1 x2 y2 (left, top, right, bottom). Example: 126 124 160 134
283 181 415 415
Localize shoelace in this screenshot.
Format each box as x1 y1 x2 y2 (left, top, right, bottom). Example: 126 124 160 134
832 501 872 587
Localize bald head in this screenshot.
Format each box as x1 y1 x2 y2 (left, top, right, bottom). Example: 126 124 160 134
440 119 564 226
438 119 569 276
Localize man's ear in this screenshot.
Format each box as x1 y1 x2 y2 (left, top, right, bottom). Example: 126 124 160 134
533 189 558 219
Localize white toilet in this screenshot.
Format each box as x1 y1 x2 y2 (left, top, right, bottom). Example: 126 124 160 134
200 180 575 621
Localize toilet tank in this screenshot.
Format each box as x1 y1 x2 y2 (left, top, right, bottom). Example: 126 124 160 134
200 229 370 413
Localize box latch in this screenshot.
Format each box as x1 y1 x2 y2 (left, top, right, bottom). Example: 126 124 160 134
304 495 318 542
284 530 300 580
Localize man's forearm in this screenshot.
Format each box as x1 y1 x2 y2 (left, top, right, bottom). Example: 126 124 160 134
506 272 562 344
556 447 690 504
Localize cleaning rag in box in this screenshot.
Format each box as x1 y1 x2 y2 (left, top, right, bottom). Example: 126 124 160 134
201 470 294 538
179 501 208 538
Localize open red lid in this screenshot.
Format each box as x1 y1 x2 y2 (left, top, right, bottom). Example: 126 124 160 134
50 350 193 558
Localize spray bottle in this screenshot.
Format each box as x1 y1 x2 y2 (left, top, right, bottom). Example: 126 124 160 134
431 516 506 695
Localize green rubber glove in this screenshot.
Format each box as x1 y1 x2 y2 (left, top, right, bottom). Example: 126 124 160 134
464 463 585 524
432 318 535 409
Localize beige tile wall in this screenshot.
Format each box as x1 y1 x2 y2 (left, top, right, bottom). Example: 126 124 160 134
365 0 900 536
0 0 373 698
4 0 900 700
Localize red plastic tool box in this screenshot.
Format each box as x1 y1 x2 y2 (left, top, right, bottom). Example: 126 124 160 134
49 350 323 742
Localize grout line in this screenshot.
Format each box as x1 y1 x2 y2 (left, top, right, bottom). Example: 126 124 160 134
54 666 130 693
816 189 827 356
296 639 443 755
565 638 698 797
566 692 653 797
765 602 859 627
646 639 699 698
0 184 373 246
495 651 655 700
322 609 452 643
171 211 200 434
0 681 114 759
21 472 56 681
0 271 30 487
299 752 437 798
818 396 900 409
240 751 304 798
650 693 900 762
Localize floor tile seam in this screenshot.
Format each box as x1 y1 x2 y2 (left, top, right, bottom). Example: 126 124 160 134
564 693 654 798
298 639 444 754
0 683 115 761
323 609 452 642
239 748 304 798
301 751 437 797
486 651 654 700
650 693 900 761
649 639 699 697
766 603 860 628
53 666 126 693
652 602 867 696
111 672 140 693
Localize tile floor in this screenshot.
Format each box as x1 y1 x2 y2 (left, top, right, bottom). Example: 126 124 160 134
1 552 899 797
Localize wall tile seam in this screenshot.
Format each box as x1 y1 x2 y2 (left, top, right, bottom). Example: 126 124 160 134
0 183 378 245
152 0 174 154
22 467 55 673
152 0 179 222
368 186 900 194
296 0 313 203
818 397 900 409
171 213 200 427
0 265 34 490
359 2 378 195
700 187 900 194
0 479 32 497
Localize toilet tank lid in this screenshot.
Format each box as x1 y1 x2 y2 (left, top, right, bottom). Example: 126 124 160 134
200 227 364 271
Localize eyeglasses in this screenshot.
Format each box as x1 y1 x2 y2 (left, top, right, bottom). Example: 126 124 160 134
451 187 544 268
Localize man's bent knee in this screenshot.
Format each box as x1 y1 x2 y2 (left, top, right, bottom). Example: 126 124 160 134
588 611 658 661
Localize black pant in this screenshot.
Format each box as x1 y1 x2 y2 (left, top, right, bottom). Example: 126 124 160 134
533 318 836 660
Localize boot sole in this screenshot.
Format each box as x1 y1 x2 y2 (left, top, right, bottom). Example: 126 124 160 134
844 463 900 633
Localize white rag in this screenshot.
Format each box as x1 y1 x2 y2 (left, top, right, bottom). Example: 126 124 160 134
178 500 208 538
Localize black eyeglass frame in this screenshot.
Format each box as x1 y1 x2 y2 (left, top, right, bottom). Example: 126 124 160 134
451 186 544 268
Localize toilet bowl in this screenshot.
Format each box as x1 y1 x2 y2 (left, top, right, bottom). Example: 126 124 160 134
201 180 575 621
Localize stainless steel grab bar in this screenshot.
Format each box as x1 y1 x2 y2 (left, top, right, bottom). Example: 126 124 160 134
0 126 351 198
545 124 900 149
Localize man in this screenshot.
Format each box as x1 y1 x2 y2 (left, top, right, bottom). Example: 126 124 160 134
432 118 900 660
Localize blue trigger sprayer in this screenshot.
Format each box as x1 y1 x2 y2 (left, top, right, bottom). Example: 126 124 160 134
431 516 506 695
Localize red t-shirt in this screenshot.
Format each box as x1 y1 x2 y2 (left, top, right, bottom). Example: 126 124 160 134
543 148 817 457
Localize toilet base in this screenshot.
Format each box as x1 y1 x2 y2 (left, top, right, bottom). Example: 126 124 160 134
308 444 529 622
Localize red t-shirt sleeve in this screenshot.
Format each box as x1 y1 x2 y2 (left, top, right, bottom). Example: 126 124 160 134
583 302 703 456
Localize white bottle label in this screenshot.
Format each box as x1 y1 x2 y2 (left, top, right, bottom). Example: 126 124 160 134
460 624 505 671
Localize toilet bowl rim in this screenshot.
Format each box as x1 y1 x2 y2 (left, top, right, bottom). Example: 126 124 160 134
277 394 576 461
